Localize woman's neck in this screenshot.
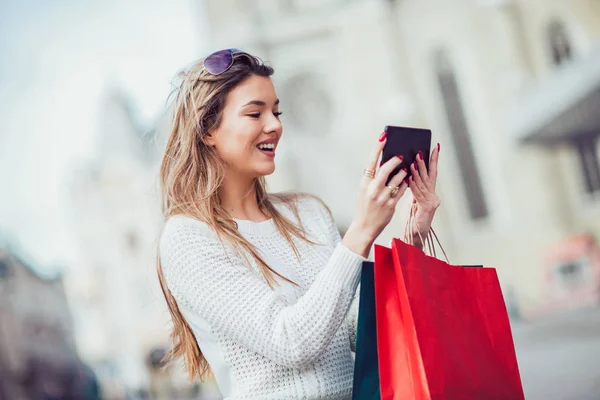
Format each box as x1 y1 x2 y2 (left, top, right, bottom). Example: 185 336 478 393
219 176 268 222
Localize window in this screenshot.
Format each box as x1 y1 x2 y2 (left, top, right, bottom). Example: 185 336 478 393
0 259 10 279
148 347 168 370
435 50 489 220
553 257 590 290
548 20 572 66
574 136 600 194
126 231 139 253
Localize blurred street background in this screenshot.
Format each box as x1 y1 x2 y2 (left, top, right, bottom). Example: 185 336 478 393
1 0 600 399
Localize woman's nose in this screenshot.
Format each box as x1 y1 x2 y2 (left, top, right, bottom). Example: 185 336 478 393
265 114 282 134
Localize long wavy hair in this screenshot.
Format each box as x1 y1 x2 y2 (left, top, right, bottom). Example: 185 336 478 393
156 52 328 381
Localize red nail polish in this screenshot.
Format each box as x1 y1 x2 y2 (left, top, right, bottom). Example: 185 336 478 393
402 167 408 172
378 132 387 142
437 143 441 153
397 155 403 160
418 151 423 160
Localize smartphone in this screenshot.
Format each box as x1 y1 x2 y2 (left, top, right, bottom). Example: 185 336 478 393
381 125 432 185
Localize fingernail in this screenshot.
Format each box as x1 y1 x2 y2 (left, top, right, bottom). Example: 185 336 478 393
378 132 387 142
402 168 408 172
437 143 441 153
418 151 423 160
397 155 403 160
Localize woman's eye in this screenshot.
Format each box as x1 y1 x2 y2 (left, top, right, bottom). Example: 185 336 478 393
247 113 260 118
274 111 283 118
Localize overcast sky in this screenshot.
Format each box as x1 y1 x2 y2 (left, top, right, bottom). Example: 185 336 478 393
0 0 208 271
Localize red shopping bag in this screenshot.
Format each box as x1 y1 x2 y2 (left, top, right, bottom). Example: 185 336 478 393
373 245 418 399
374 239 525 400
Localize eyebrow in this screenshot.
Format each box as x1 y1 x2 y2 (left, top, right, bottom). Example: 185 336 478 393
242 99 280 107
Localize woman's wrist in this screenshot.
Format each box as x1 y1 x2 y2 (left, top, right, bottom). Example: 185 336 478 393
342 222 375 258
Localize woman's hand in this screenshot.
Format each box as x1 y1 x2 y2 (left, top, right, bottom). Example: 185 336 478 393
342 132 409 258
408 143 441 248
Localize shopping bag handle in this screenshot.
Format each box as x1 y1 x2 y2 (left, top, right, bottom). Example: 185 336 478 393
403 202 450 263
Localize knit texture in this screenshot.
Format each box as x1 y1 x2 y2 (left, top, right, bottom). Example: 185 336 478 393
159 195 364 399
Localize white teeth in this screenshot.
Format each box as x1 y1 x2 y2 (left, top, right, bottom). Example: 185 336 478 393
258 143 275 150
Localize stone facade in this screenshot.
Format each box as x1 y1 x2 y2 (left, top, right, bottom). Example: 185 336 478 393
202 0 600 316
67 89 171 394
0 243 81 399
67 89 202 397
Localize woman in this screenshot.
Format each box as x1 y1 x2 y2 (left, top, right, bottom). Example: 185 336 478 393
157 49 440 399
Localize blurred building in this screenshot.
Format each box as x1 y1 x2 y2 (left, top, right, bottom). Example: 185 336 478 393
66 88 214 398
67 88 174 396
203 0 600 316
0 238 82 399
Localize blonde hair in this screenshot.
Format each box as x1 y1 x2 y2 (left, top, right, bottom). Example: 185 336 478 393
156 52 328 381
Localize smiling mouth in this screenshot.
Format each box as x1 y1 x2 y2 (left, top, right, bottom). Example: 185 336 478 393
257 143 276 153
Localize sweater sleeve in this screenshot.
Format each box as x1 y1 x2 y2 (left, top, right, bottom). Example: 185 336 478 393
159 218 366 369
308 197 361 352
346 289 360 352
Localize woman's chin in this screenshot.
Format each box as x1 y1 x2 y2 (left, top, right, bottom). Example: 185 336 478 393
255 164 276 177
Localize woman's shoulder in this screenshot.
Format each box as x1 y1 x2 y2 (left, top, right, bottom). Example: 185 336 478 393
159 215 219 255
163 214 216 236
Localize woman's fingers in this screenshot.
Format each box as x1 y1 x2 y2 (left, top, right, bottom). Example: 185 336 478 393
362 132 387 186
367 133 387 171
409 175 424 199
411 162 429 194
351 133 408 245
386 167 408 190
429 143 440 189
409 159 425 198
373 155 403 188
384 168 409 204
389 179 409 206
414 151 429 181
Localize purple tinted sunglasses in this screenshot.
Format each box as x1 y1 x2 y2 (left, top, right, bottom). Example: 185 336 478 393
202 48 245 75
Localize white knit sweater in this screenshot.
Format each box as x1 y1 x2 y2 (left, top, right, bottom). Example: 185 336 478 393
159 195 365 399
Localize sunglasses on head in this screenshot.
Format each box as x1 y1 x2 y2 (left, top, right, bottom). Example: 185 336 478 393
202 48 245 75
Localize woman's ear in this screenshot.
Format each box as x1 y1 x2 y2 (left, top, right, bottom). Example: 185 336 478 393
203 130 217 147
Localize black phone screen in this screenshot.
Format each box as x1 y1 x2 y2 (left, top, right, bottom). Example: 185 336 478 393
381 126 432 185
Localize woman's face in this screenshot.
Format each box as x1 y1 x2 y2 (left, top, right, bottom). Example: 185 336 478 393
207 74 282 179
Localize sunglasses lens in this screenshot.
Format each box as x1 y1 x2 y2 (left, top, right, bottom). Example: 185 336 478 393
204 50 234 75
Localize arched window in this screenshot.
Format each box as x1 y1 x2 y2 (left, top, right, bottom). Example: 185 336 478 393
435 50 489 220
548 20 572 66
